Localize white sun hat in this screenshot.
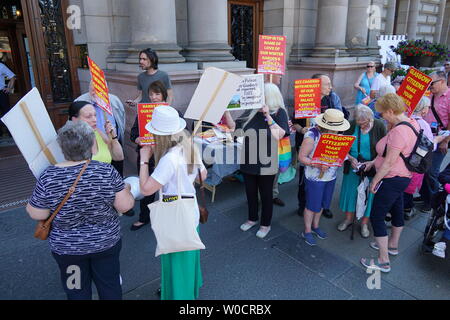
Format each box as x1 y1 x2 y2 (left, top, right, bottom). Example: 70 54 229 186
145 106 186 136
315 109 350 132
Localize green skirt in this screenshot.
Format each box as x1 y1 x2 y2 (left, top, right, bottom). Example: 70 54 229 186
160 229 203 300
339 170 374 218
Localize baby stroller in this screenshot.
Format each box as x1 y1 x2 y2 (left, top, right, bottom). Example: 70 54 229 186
421 185 450 257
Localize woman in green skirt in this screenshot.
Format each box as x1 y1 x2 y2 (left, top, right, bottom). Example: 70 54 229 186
139 106 207 300
338 105 386 238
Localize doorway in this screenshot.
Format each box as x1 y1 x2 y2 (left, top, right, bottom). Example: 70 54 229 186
228 0 264 69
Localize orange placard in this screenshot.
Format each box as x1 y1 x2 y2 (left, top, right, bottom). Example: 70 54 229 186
312 134 356 167
138 103 168 145
88 57 113 115
396 67 432 117
257 35 286 75
294 79 321 119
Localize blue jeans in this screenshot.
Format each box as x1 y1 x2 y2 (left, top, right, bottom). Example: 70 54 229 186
420 151 447 206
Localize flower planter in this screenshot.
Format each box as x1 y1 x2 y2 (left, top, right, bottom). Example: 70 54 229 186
401 56 436 68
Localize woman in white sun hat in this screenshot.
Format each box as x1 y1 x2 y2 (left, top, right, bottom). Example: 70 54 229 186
298 109 350 246
138 106 207 300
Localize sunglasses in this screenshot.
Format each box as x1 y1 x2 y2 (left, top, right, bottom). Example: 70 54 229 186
367 65 375 68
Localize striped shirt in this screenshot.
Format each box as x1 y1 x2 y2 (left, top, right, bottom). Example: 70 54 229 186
29 161 124 255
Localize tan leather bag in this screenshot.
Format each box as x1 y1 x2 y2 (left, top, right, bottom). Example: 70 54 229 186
34 160 90 240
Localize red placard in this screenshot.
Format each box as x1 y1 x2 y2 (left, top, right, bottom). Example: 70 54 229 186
257 35 286 75
138 103 168 145
294 79 321 119
88 57 113 115
311 134 356 167
396 67 432 117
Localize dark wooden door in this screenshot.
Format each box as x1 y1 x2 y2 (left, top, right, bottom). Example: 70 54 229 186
21 0 80 129
228 0 263 69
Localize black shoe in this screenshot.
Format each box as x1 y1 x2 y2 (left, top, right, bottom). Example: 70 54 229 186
273 198 285 207
122 209 135 217
156 287 161 297
322 209 333 219
297 207 304 216
130 221 149 231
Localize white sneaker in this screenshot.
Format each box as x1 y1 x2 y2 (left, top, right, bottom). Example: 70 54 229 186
256 226 271 239
432 242 446 259
240 221 257 232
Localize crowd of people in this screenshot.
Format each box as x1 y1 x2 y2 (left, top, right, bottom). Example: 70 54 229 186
24 48 450 300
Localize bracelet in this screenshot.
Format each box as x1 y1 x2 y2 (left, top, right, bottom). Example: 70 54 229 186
140 161 149 166
112 136 118 140
269 121 277 127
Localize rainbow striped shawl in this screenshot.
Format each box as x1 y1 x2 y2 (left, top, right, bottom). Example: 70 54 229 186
278 136 292 173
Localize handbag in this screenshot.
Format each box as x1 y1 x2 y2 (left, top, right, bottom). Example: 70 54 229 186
148 165 206 257
34 160 90 240
197 168 209 224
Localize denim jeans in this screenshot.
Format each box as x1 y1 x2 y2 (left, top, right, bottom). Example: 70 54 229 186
420 150 447 206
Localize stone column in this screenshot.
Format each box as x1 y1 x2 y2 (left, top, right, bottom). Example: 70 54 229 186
407 0 420 39
385 0 397 34
312 0 349 57
367 0 384 56
183 0 234 62
125 0 185 64
345 0 371 56
107 0 130 64
434 0 447 42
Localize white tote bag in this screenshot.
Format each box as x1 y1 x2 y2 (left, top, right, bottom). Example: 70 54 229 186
356 177 370 220
148 165 205 257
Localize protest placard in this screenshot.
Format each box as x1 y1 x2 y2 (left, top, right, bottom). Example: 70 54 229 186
184 67 242 135
294 79 321 119
138 103 168 145
1 88 65 178
396 67 432 117
88 57 113 115
228 74 265 111
311 134 356 167
257 35 286 75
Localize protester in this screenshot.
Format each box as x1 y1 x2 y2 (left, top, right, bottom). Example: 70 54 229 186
194 110 236 133
138 106 207 300
417 71 450 212
354 61 378 104
129 81 168 231
69 101 124 163
368 84 397 119
263 72 285 207
441 61 450 86
75 81 126 176
299 109 350 246
0 60 15 137
26 121 134 300
370 61 397 99
338 105 386 238
126 48 173 106
239 83 290 239
360 93 419 273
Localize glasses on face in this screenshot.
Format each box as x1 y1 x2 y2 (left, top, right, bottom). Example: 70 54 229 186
367 65 375 68
430 79 443 87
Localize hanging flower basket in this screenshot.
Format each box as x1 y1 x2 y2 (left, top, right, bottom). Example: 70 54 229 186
394 40 448 67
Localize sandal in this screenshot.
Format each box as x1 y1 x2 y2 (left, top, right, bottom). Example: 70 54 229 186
369 242 399 256
360 257 391 273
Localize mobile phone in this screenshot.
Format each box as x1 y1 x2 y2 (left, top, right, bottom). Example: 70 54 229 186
373 181 383 193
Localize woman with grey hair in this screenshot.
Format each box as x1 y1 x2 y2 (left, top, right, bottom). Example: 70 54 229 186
26 120 134 300
338 104 387 238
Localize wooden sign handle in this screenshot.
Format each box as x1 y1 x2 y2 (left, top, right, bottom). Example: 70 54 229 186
270 74 273 83
19 102 57 165
193 72 229 136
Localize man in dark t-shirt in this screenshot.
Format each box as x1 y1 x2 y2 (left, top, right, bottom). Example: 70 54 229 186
126 48 173 106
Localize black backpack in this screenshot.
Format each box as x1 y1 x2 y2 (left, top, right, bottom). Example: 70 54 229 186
383 121 433 174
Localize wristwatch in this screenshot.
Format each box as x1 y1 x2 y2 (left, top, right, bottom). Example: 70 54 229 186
140 161 149 166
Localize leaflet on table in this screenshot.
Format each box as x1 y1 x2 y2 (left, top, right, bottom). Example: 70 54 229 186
311 134 356 167
138 103 168 145
0 87 65 179
294 79 321 119
227 74 265 111
88 57 113 115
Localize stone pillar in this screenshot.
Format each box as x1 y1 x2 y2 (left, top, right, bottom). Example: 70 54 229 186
107 0 130 64
367 0 384 56
346 0 371 56
183 0 234 62
125 0 185 64
407 0 420 39
385 0 397 34
312 0 350 57
434 0 447 42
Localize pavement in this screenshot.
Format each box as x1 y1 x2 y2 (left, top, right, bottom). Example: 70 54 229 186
1 164 449 301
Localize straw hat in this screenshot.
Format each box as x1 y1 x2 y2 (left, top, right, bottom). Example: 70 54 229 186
315 109 350 132
145 106 186 136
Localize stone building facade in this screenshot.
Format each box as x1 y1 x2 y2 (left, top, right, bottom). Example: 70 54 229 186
67 0 450 159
